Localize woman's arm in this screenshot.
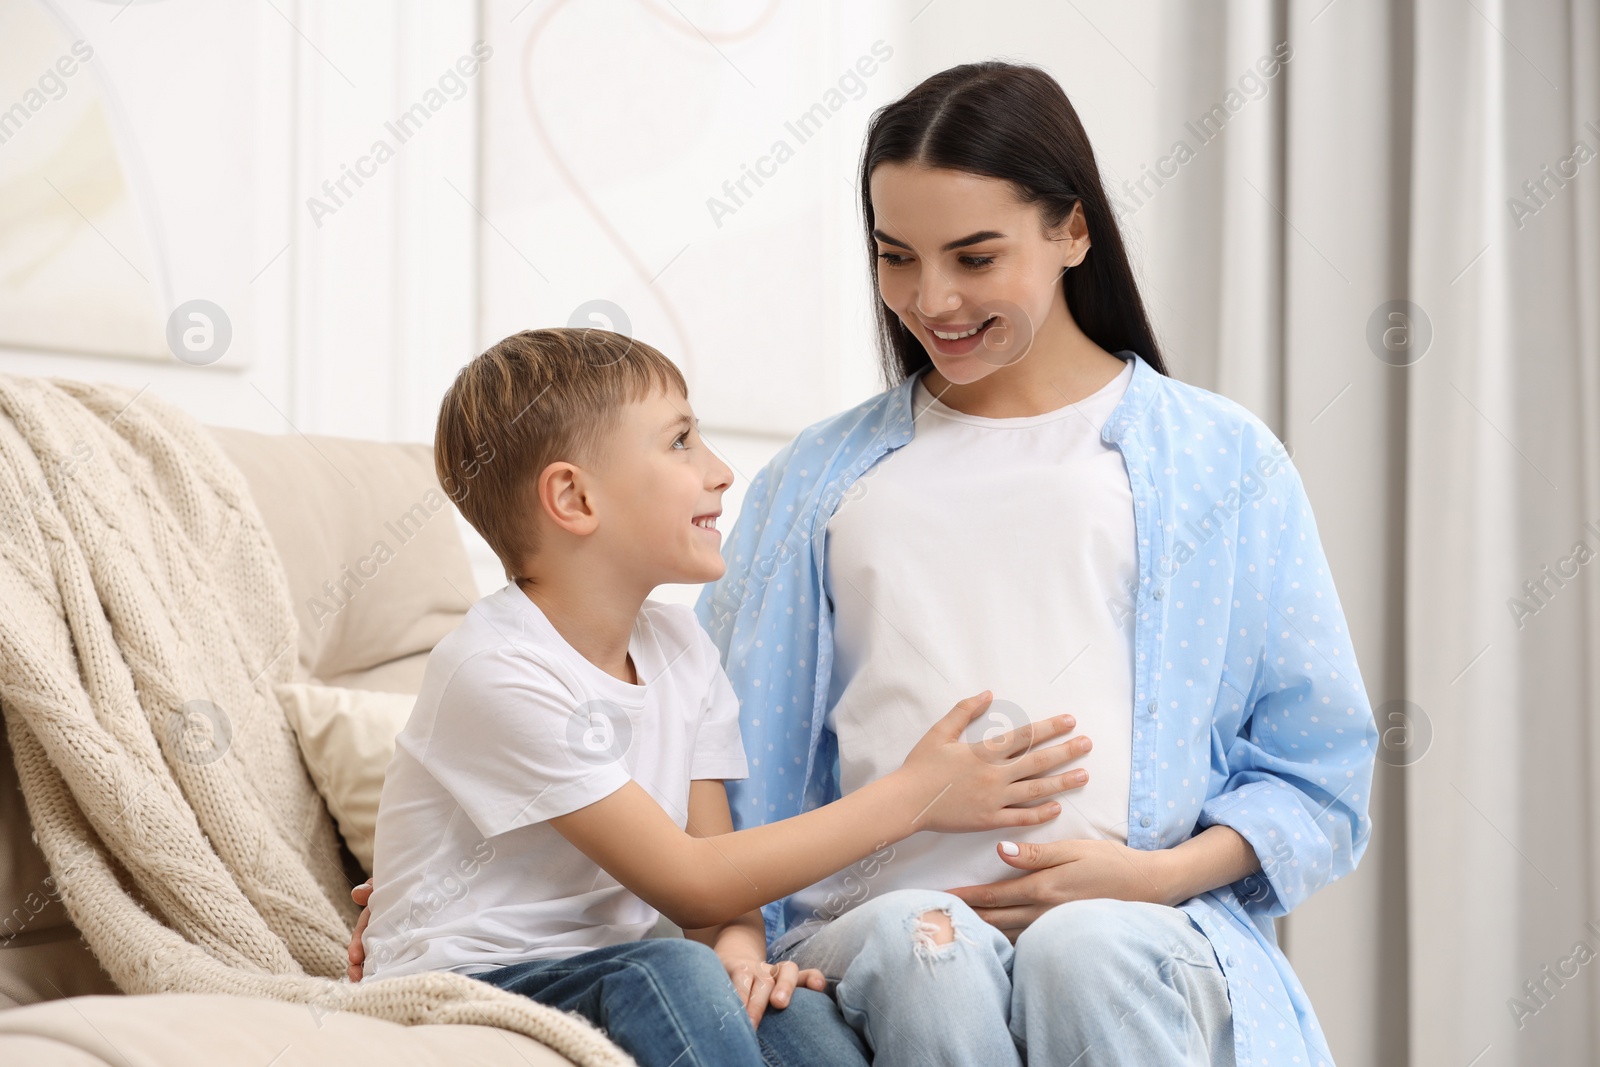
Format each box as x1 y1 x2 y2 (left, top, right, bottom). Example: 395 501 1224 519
946 826 1261 940
1149 824 1261 905
1185 474 1378 916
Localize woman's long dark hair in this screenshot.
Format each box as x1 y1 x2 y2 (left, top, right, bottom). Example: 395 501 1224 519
860 62 1169 384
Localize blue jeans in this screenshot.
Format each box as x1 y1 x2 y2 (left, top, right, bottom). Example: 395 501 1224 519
475 938 869 1067
776 890 1236 1067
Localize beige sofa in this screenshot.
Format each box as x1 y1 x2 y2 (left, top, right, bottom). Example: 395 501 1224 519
0 424 600 1065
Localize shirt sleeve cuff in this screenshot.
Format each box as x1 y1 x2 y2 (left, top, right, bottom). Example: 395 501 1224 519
690 757 750 781
465 764 632 838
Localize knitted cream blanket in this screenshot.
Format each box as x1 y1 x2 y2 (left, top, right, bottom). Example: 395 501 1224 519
0 376 632 1067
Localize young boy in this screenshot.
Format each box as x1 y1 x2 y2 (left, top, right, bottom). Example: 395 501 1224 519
354 329 1087 1067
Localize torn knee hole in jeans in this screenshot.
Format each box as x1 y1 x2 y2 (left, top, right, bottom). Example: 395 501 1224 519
911 908 975 965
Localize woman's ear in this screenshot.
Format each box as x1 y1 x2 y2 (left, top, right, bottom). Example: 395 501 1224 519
1050 200 1092 269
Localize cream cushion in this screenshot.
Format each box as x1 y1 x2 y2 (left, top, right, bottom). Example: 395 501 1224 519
207 427 481 694
275 683 416 876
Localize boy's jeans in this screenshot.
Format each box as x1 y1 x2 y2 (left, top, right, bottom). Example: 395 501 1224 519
476 937 869 1067
775 889 1237 1067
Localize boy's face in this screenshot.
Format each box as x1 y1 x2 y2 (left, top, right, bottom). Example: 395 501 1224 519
587 383 734 588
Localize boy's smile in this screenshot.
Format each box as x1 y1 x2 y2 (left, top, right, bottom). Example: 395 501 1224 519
595 383 734 589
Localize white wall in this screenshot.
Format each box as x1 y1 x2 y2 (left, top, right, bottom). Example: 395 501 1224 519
0 0 1169 606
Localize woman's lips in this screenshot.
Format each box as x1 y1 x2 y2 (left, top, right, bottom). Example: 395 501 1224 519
923 316 999 356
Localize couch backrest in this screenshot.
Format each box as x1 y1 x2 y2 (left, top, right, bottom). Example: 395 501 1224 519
0 425 476 1008
208 426 479 693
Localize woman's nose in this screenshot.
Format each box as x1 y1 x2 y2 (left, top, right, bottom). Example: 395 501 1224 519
914 266 962 316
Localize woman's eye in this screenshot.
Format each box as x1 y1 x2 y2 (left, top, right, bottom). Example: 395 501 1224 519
878 251 992 268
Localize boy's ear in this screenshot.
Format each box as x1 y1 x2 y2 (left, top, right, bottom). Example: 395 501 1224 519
537 461 600 536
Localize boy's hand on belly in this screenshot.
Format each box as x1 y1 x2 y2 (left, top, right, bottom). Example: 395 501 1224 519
896 690 1092 834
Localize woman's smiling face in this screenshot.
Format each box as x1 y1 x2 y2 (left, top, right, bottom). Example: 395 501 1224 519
869 163 1090 385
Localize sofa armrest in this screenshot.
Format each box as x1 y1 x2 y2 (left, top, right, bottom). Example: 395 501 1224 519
0 993 580 1066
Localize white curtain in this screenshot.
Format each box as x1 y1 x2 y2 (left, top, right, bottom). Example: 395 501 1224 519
1143 2 1600 1064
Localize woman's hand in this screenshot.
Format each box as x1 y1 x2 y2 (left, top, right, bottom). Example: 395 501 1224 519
946 839 1172 941
347 880 372 982
946 825 1260 941
896 691 1093 834
717 950 827 1028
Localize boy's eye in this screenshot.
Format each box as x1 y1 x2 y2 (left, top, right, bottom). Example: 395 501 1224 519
672 430 691 449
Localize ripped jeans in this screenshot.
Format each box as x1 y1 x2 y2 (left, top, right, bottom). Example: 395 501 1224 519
773 889 1236 1067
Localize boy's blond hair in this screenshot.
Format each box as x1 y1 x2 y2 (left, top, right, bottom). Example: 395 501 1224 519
434 328 687 581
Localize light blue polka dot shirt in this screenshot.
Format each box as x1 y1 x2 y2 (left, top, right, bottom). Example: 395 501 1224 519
695 351 1378 1067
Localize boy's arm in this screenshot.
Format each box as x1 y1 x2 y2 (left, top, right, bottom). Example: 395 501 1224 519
548 692 1088 930
681 780 824 1026
679 780 767 958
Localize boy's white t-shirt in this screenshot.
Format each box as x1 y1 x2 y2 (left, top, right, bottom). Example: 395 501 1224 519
362 583 748 980
789 358 1137 928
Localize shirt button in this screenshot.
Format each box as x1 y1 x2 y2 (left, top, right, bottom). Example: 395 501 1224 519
1226 955 1237 967
1153 587 1164 600
1141 815 1153 827
1147 701 1157 713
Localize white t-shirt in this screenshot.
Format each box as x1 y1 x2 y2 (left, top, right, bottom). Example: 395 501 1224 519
789 358 1137 926
362 583 748 979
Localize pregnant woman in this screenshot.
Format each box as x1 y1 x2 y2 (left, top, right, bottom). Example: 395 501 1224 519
693 61 1376 1066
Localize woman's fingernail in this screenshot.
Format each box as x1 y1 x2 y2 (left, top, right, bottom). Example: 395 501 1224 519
1000 841 1020 856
